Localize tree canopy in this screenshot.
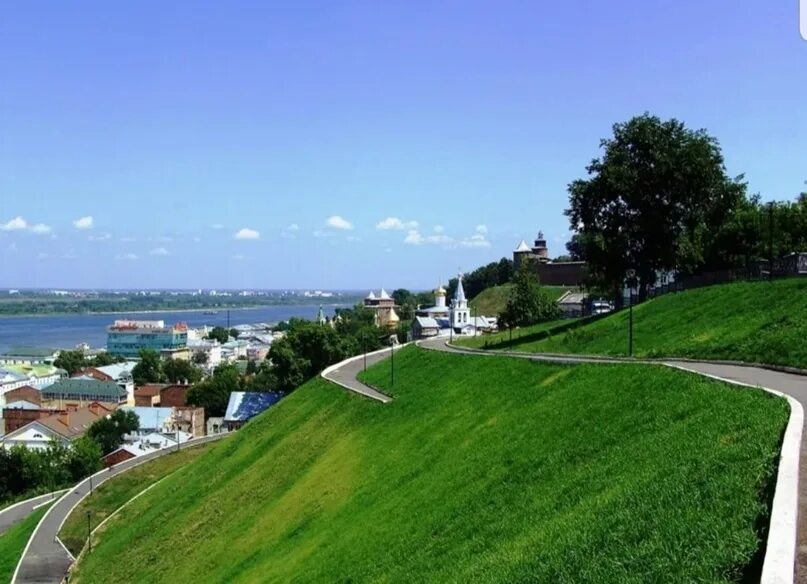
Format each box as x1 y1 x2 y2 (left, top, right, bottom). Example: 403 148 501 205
500 259 561 328
206 326 231 344
132 349 165 385
566 113 747 300
186 364 243 417
163 358 202 384
86 409 140 455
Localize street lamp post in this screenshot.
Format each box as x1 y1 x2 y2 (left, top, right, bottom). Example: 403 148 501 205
87 511 92 553
390 338 394 388
89 473 93 496
626 269 636 357
768 202 775 282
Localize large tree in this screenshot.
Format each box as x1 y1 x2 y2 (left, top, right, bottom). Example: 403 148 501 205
186 363 243 417
87 409 140 455
132 349 165 385
500 259 561 328
163 358 202 384
566 114 746 300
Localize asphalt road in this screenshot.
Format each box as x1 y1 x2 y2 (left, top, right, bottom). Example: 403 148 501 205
0 492 65 537
13 433 228 584
322 350 395 403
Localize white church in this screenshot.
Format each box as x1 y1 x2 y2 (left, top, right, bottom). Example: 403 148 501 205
411 276 495 339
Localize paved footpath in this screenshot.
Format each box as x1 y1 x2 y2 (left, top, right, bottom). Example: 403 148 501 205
0 492 66 537
322 348 397 403
326 337 807 582
13 433 228 584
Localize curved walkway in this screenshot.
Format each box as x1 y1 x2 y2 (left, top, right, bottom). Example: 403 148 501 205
0 492 66 537
13 433 229 584
324 337 806 584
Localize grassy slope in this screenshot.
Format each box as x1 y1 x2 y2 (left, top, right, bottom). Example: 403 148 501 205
498 278 807 369
0 504 51 583
59 444 212 556
469 284 571 316
73 347 787 583
454 317 572 349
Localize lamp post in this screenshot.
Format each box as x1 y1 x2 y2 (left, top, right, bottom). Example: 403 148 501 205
87 511 92 553
390 337 395 388
768 201 775 282
626 269 637 357
363 333 367 372
89 473 93 496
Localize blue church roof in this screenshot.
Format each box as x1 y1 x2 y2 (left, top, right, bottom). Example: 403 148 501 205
224 391 283 422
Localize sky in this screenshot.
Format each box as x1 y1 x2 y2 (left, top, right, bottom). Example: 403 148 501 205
1 0 805 290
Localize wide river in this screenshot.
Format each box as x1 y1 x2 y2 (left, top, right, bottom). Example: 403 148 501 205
0 304 346 353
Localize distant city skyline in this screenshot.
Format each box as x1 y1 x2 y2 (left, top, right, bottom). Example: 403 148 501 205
2 1 805 289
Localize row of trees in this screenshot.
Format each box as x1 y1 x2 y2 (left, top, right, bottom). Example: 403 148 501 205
132 349 203 386
53 349 126 376
0 409 140 505
499 260 561 328
565 113 807 301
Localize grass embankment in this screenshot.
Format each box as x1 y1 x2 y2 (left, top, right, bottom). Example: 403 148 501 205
73 347 787 583
0 504 51 583
455 317 573 349
486 278 807 369
60 444 211 557
469 284 571 316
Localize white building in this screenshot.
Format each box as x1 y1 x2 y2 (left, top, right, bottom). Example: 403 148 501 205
412 276 495 339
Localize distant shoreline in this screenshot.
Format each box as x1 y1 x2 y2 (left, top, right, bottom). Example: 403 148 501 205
0 302 353 319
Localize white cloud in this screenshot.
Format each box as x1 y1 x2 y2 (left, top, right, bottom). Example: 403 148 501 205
7 242 18 252
153 235 173 242
120 236 136 242
346 235 362 242
234 228 260 240
434 225 445 234
287 223 299 231
193 237 201 243
1 216 27 231
325 215 353 230
475 224 488 234
115 253 139 261
313 229 335 238
376 217 418 231
404 230 453 246
211 223 224 230
29 223 51 234
89 232 112 242
73 216 93 229
232 254 246 261
150 247 169 256
457 233 491 249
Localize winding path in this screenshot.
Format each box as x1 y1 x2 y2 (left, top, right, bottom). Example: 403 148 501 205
12 433 229 584
0 492 66 537
325 337 807 583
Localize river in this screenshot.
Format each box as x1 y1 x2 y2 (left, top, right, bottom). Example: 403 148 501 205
0 304 345 353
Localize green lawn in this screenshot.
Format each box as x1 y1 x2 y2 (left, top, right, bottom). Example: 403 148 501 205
489 278 807 369
59 444 212 557
454 317 575 349
72 347 787 583
0 504 51 583
469 284 572 317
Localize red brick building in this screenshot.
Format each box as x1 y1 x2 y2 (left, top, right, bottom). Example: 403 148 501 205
102 445 139 467
159 384 190 408
4 385 42 405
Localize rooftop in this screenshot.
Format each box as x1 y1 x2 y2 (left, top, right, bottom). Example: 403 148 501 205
224 391 283 422
43 378 127 399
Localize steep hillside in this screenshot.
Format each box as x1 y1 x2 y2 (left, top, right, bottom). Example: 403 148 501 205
469 284 571 316
73 348 787 583
487 278 807 368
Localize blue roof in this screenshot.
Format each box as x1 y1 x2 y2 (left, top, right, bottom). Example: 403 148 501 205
224 392 282 422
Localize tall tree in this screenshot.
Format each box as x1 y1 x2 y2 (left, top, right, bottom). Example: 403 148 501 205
566 114 746 300
186 364 242 417
86 410 140 455
206 326 230 344
132 349 165 385
163 358 202 384
500 259 561 328
54 349 86 375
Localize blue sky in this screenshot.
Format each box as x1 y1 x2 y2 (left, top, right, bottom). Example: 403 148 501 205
1 1 805 290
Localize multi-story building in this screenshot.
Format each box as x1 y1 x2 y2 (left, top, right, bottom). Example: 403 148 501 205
106 320 188 359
